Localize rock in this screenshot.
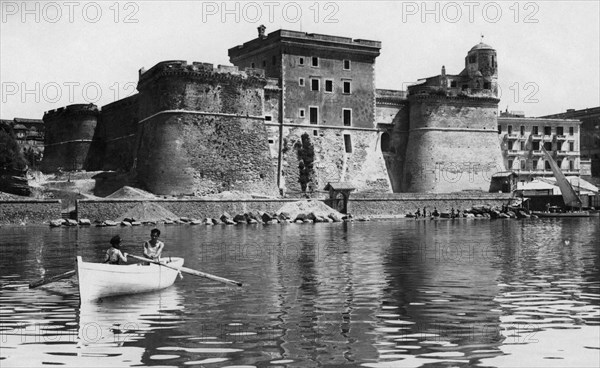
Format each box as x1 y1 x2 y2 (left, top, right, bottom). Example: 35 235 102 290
233 214 247 223
203 218 213 225
78 218 91 226
144 220 157 225
95 222 106 227
131 221 142 226
248 218 258 224
303 219 313 223
220 212 233 223
329 213 342 222
465 213 475 218
124 217 136 223
307 212 318 221
104 220 118 226
190 219 202 225
294 219 303 224
280 212 291 220
224 219 236 225
276 213 288 222
507 211 516 219
65 219 78 226
180 217 191 222
121 221 132 226
295 213 308 222
164 219 174 224
261 212 273 223
269 219 279 224
211 218 220 225
246 212 260 222
49 219 65 227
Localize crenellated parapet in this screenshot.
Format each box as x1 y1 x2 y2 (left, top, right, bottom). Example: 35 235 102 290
138 60 266 90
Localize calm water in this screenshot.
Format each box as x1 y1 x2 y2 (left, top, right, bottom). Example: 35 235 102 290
0 219 599 367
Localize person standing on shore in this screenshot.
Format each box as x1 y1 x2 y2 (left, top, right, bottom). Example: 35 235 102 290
143 228 164 261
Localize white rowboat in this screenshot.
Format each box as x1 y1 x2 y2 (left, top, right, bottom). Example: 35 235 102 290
76 256 184 301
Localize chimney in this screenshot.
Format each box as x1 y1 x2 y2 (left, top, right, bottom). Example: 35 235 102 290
257 25 266 39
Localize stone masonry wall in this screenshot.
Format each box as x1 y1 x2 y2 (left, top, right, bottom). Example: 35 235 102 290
96 94 139 171
135 112 277 196
402 97 504 193
280 126 391 193
0 200 62 224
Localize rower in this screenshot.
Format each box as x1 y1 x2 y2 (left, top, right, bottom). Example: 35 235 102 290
143 228 165 264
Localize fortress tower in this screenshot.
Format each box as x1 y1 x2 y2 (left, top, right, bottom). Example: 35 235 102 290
41 104 99 173
134 61 277 196
401 42 505 193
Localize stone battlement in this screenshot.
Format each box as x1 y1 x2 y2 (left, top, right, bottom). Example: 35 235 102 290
43 104 99 119
138 60 266 88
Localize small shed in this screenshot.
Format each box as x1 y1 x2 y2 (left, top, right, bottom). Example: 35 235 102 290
490 171 518 193
324 182 355 214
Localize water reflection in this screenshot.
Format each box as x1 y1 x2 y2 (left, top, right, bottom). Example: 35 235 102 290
0 219 598 367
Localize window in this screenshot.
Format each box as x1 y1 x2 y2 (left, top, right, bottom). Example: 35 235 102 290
508 141 514 150
498 125 502 134
544 126 551 135
532 126 539 135
557 159 563 168
508 125 513 134
262 60 266 67
311 79 320 91
343 81 351 94
508 159 513 169
545 161 551 171
251 62 255 68
569 160 574 171
569 127 574 135
299 57 305 65
520 125 525 135
272 55 277 65
381 132 391 152
268 139 274 144
520 141 525 150
343 59 351 70
544 142 552 150
313 129 318 136
532 141 540 150
520 160 526 170
325 79 333 93
569 142 574 151
469 55 476 63
299 109 305 118
557 126 563 135
299 78 305 86
312 57 319 67
264 115 272 121
343 109 352 126
344 134 352 153
450 81 457 88
483 82 491 89
309 107 318 124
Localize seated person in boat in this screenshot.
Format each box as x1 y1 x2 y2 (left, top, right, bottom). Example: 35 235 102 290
143 228 164 261
105 235 128 264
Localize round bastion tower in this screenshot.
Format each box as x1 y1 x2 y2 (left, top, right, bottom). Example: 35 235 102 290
401 42 505 193
41 104 99 173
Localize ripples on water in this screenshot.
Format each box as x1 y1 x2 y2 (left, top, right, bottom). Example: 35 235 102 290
0 218 598 367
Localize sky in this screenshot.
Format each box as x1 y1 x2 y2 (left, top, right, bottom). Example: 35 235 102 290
1 0 599 120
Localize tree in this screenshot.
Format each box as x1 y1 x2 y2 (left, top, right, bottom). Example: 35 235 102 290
296 133 315 193
0 123 28 172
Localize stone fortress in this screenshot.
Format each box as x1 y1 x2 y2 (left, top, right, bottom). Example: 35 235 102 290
41 27 519 196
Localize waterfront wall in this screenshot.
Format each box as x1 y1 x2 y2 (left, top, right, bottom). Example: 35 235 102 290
0 200 62 224
346 193 512 215
77 193 513 222
77 198 295 222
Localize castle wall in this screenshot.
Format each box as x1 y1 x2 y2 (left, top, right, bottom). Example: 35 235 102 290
135 62 277 196
278 126 391 193
95 94 139 171
402 96 505 193
41 104 99 173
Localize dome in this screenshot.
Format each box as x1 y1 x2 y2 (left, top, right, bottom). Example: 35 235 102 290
470 42 494 51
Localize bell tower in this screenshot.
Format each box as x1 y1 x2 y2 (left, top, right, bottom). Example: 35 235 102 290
464 38 498 96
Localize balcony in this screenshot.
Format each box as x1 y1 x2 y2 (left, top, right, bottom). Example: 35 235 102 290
555 150 569 157
507 150 526 156
531 134 543 140
532 150 544 156
506 133 519 140
555 135 567 141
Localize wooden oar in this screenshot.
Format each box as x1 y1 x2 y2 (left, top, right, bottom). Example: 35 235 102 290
29 270 76 289
125 254 243 287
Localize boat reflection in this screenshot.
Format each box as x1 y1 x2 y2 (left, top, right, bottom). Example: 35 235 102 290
76 287 184 364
